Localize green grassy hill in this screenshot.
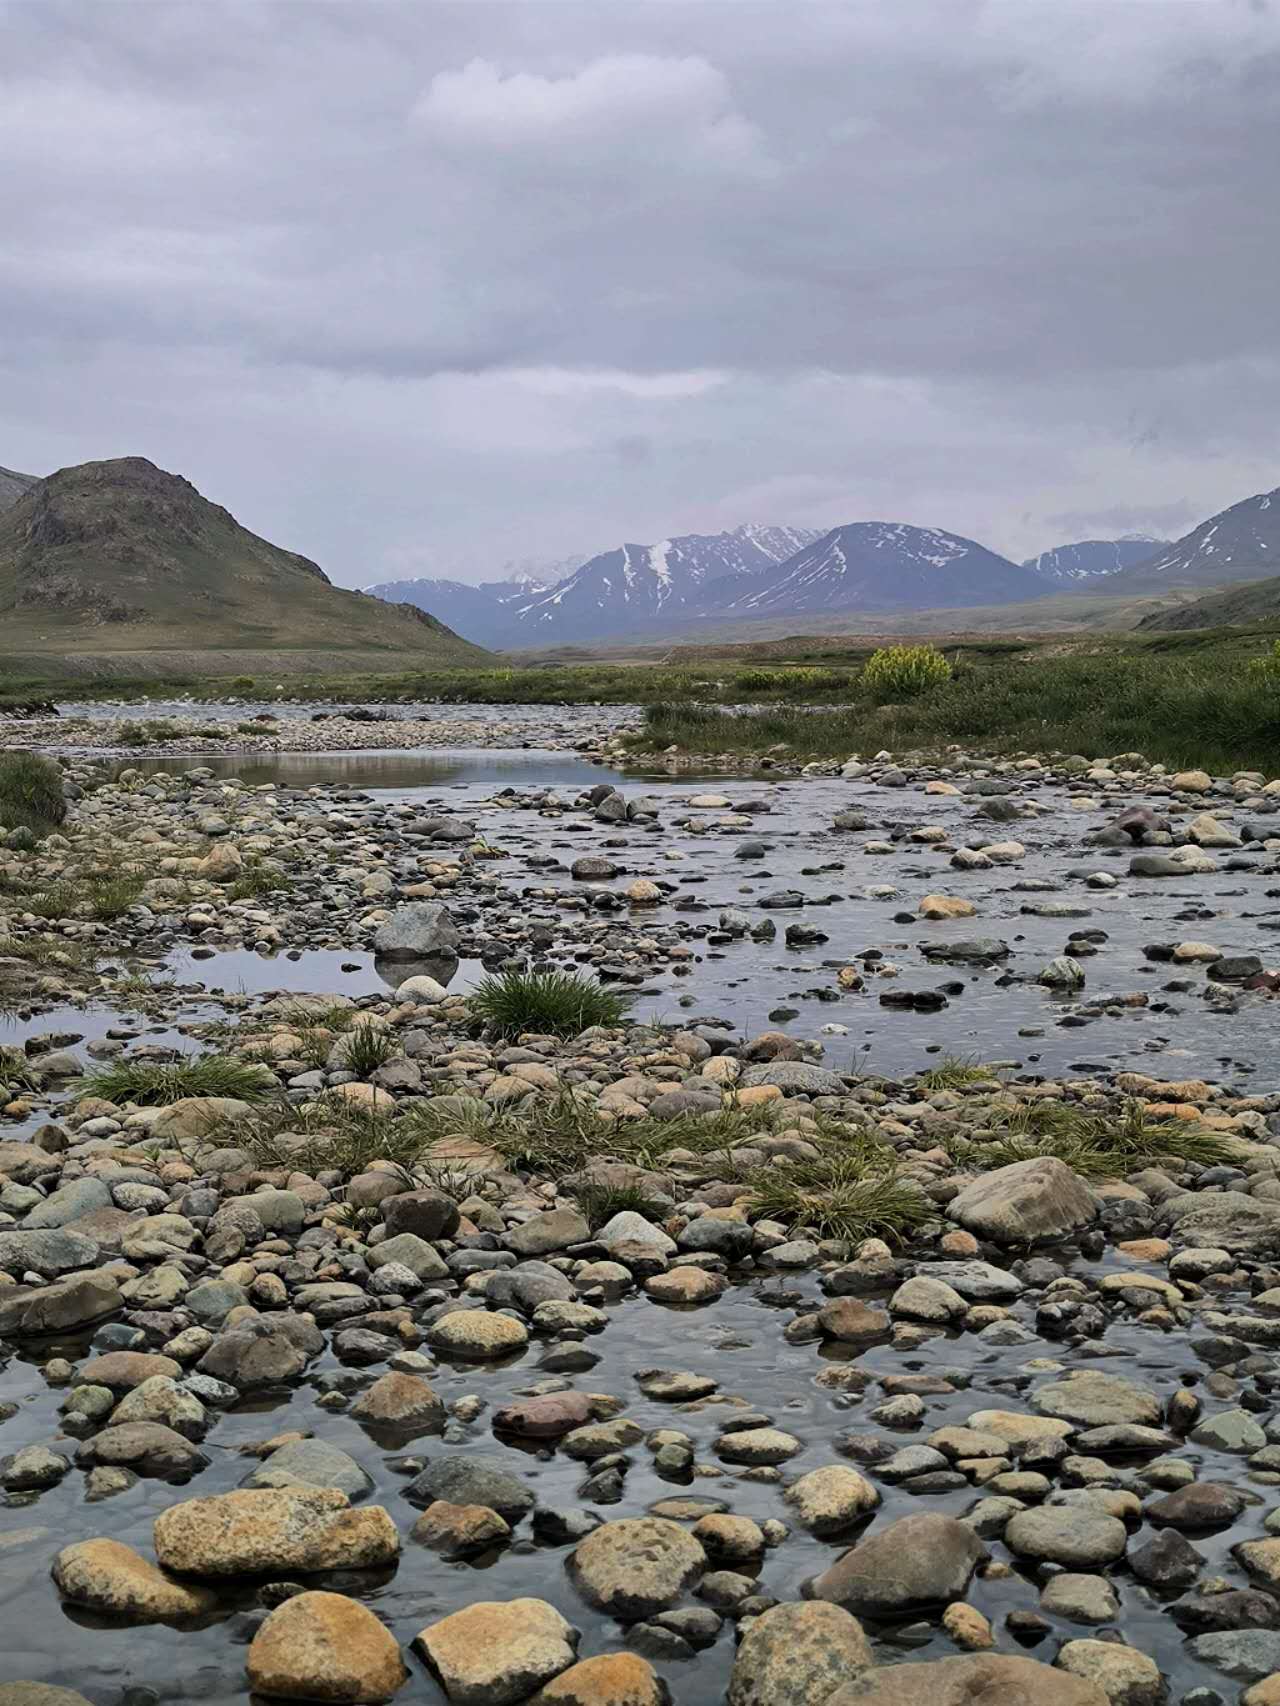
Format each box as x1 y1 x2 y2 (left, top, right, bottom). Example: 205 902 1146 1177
1137 575 1280 631
0 457 487 681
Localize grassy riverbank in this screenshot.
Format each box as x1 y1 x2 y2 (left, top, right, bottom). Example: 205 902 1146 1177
636 642 1280 773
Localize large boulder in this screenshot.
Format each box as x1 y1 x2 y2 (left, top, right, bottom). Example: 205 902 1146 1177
247 1590 407 1704
414 1599 577 1706
809 1513 985 1616
1032 1371 1161 1429
0 1270 120 1336
826 1655 1107 1706
150 1098 255 1142
153 1487 399 1576
373 903 461 962
947 1158 1096 1244
729 1601 873 1706
1162 1191 1280 1256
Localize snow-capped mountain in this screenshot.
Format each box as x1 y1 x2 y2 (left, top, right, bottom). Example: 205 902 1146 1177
707 521 1044 616
1023 534 1170 585
505 524 821 643
361 574 548 649
1110 487 1280 589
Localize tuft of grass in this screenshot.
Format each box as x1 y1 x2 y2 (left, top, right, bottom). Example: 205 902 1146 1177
916 1054 995 1092
339 1020 397 1077
0 753 67 838
235 1100 428 1175
466 967 631 1037
960 1097 1237 1180
118 718 184 746
746 1153 930 1247
0 1047 36 1093
27 871 146 922
77 1053 276 1107
568 1179 672 1229
226 859 293 901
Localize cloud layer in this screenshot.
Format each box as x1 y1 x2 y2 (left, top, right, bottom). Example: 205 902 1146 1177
3 0 1280 584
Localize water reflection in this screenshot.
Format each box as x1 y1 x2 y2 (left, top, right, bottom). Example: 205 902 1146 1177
107 747 625 790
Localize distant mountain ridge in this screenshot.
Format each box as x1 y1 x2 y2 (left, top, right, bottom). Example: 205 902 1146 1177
360 574 547 649
1109 485 1280 590
0 456 486 663
704 521 1044 618
1023 535 1170 585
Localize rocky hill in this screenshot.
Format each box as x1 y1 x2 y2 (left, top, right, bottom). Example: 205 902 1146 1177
0 457 487 666
1137 574 1280 631
0 465 37 512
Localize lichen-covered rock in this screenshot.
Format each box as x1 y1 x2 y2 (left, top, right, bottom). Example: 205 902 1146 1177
153 1487 399 1576
52 1539 217 1623
414 1598 577 1705
247 1590 407 1703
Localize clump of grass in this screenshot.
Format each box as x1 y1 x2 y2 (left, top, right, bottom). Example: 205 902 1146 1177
0 753 67 838
226 859 293 901
118 718 184 746
0 1047 35 1093
568 1179 672 1229
28 871 147 922
339 1020 397 1077
962 1098 1236 1180
235 1100 428 1174
747 1153 930 1247
467 967 631 1037
916 1054 995 1092
77 1053 276 1107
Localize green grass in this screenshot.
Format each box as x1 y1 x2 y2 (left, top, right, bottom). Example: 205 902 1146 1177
957 1098 1237 1179
24 871 147 921
225 859 293 901
0 752 67 838
117 718 185 745
466 967 632 1037
338 1020 398 1077
76 1053 276 1107
916 1054 996 1092
0 1048 35 1093
634 643 1280 773
568 1179 672 1229
746 1154 931 1247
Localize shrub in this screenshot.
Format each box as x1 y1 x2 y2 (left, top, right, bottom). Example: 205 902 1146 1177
0 753 67 837
466 967 631 1037
77 1054 275 1106
863 644 952 699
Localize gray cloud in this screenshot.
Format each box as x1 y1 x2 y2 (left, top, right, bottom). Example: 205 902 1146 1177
2 0 1280 583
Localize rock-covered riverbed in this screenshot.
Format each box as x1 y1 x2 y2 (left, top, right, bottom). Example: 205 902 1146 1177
8 708 1280 1705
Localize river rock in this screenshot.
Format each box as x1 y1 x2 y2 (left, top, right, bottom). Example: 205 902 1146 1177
52 1538 217 1623
1033 1371 1161 1428
414 1599 577 1706
1054 1640 1164 1706
406 1455 535 1523
373 903 460 961
728 1601 873 1706
948 1158 1096 1243
247 1590 408 1703
569 1517 706 1619
529 1655 666 1706
809 1512 985 1616
153 1487 400 1575
1005 1507 1128 1567
826 1655 1107 1706
426 1311 528 1359
784 1466 880 1534
243 1438 372 1499
0 1270 121 1336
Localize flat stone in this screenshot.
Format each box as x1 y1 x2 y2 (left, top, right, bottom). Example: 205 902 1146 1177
52 1538 217 1623
153 1487 400 1576
1005 1507 1128 1568
825 1655 1107 1706
1033 1371 1161 1429
809 1512 986 1616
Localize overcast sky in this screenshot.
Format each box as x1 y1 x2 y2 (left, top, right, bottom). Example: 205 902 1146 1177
4 1 1280 586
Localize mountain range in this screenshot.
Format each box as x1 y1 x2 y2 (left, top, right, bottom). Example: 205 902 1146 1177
0 456 484 667
1021 534 1170 584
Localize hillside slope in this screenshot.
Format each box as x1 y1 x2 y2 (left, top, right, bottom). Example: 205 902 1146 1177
1137 575 1280 631
0 466 37 512
1111 486 1280 590
0 457 487 665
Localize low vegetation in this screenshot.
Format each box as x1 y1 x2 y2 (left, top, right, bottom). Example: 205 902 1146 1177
863 642 952 698
77 1053 275 1107
466 967 632 1037
747 1153 931 1246
637 642 1280 773
957 1097 1236 1179
915 1054 996 1092
0 752 67 838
